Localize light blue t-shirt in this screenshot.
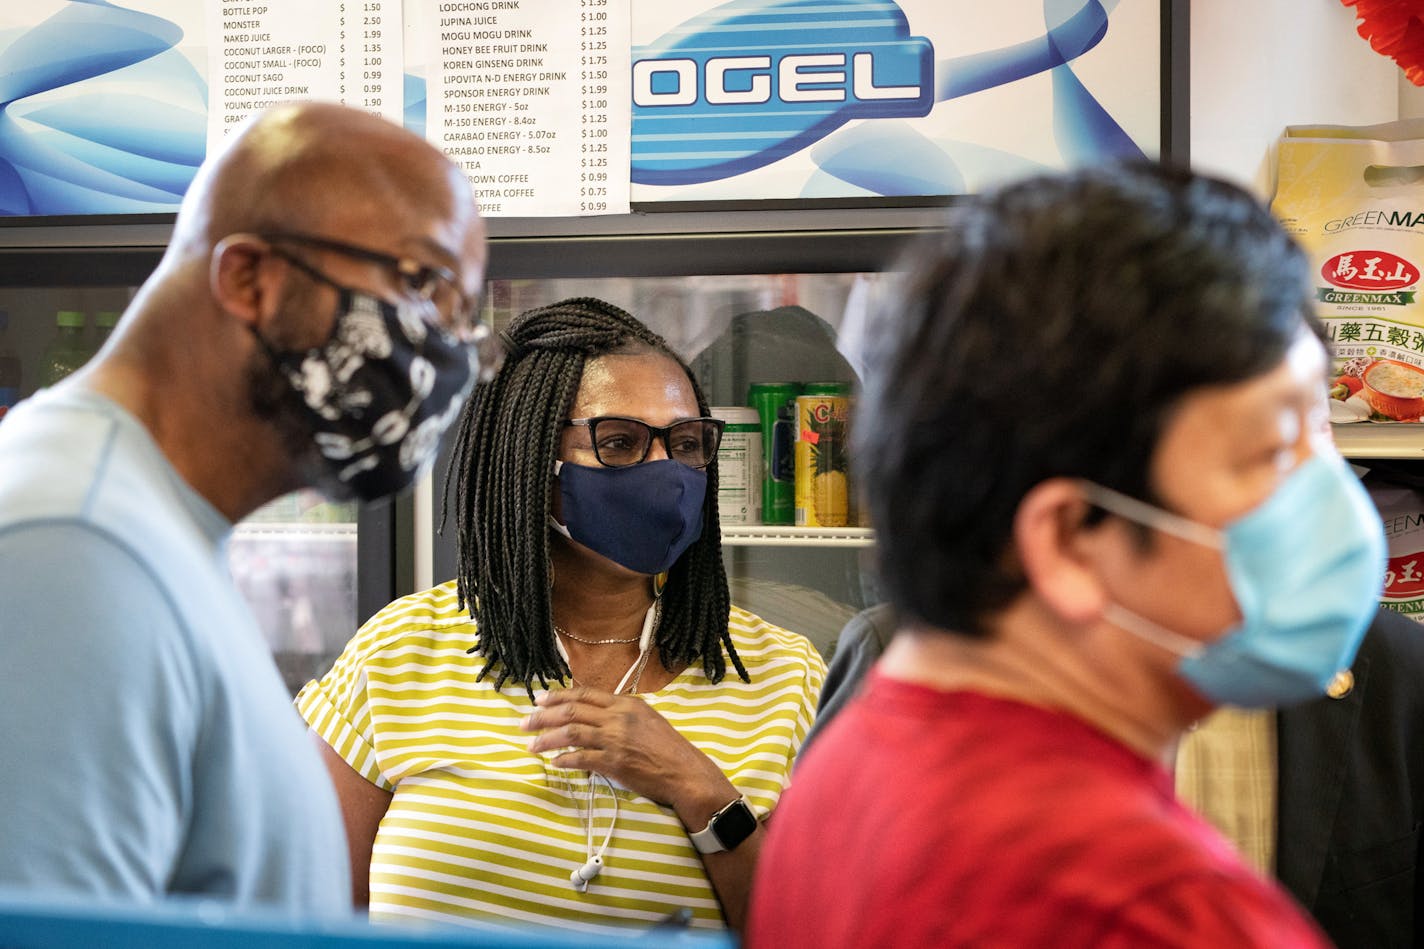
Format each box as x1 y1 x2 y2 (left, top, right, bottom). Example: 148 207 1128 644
0 387 349 914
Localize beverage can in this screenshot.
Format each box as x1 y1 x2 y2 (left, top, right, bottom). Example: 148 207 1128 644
710 407 762 525
795 385 851 527
747 382 801 525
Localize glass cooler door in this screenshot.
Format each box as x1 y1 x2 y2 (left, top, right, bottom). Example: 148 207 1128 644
431 268 898 659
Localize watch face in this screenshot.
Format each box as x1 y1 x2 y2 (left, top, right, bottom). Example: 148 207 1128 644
713 799 758 850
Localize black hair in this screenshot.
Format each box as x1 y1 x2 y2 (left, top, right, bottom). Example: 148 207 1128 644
443 297 746 692
858 162 1318 638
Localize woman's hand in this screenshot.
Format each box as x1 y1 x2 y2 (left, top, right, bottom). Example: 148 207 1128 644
521 686 764 932
521 686 736 820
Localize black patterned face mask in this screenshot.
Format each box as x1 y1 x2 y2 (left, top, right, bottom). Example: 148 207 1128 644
253 282 476 503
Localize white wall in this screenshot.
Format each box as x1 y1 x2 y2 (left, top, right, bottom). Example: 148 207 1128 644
1399 74 1424 119
1191 0 1400 198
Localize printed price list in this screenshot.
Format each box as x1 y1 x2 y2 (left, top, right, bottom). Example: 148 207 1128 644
205 0 402 154
424 0 630 216
340 1 402 116
577 0 618 214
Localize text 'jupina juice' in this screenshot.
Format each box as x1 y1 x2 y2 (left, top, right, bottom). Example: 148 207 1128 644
794 389 850 527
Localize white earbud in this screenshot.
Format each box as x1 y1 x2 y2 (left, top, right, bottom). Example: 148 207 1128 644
571 856 603 889
637 601 658 653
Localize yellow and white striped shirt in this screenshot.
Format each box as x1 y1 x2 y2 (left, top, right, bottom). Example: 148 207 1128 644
297 580 825 934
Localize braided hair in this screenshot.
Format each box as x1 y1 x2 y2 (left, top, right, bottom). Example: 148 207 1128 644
443 297 747 693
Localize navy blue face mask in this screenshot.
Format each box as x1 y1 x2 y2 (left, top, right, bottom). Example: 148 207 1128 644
552 459 707 574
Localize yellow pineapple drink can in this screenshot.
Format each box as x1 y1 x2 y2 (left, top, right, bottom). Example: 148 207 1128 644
795 385 851 527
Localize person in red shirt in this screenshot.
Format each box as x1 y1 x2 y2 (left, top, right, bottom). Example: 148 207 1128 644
747 164 1387 948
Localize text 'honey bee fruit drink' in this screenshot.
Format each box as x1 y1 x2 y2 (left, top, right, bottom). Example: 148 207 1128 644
1274 121 1424 423
795 385 850 527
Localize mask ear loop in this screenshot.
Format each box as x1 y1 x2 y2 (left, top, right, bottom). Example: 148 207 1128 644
549 461 574 538
1076 481 1225 550
1078 481 1218 661
1102 603 1208 660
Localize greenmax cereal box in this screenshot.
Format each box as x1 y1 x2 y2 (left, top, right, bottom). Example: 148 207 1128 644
1274 120 1424 424
1368 479 1424 623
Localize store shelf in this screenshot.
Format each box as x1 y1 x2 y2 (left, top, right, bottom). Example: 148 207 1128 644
720 525 875 547
232 522 358 541
235 522 877 550
1333 424 1424 459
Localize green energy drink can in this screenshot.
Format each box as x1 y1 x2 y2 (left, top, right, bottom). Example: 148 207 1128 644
748 382 801 525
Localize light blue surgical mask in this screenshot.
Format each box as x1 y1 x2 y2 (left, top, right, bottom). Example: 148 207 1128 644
1081 454 1386 708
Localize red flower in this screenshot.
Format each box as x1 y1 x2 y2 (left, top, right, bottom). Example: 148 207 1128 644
1342 0 1424 85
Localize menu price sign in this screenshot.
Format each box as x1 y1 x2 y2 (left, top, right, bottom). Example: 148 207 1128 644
343 1 403 116
577 0 626 215
424 0 630 216
205 0 403 154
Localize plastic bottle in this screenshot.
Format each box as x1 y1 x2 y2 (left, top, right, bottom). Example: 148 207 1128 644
93 310 120 351
42 310 92 385
710 406 763 525
0 310 21 422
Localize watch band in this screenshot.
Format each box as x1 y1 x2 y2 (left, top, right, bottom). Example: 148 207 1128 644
689 796 757 854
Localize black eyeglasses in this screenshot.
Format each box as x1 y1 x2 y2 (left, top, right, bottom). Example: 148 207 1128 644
566 416 725 469
259 231 483 341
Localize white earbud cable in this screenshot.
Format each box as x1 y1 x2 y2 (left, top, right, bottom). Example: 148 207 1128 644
571 771 620 892
554 600 659 891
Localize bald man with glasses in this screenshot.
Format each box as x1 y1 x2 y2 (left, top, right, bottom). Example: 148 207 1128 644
0 101 492 912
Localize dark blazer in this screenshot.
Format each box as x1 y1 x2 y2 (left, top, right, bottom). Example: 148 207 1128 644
1277 606 1424 949
799 602 896 758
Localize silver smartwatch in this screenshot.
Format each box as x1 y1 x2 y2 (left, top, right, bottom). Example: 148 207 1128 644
689 796 757 854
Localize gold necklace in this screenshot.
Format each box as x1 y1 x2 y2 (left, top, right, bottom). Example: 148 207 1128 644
554 624 639 645
555 601 661 694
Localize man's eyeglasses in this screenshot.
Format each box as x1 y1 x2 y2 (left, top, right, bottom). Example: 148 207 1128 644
566 416 725 469
259 231 483 342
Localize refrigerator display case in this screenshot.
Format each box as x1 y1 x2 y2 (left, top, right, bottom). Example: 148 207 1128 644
0 210 928 689
6 218 1424 691
0 0 1184 666
431 273 890 655
0 0 1191 673
422 210 942 658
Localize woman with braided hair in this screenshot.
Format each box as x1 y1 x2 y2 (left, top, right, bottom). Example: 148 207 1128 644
298 297 826 935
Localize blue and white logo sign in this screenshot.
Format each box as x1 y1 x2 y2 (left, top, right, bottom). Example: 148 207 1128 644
631 0 933 185
0 1 205 216
632 0 1160 201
